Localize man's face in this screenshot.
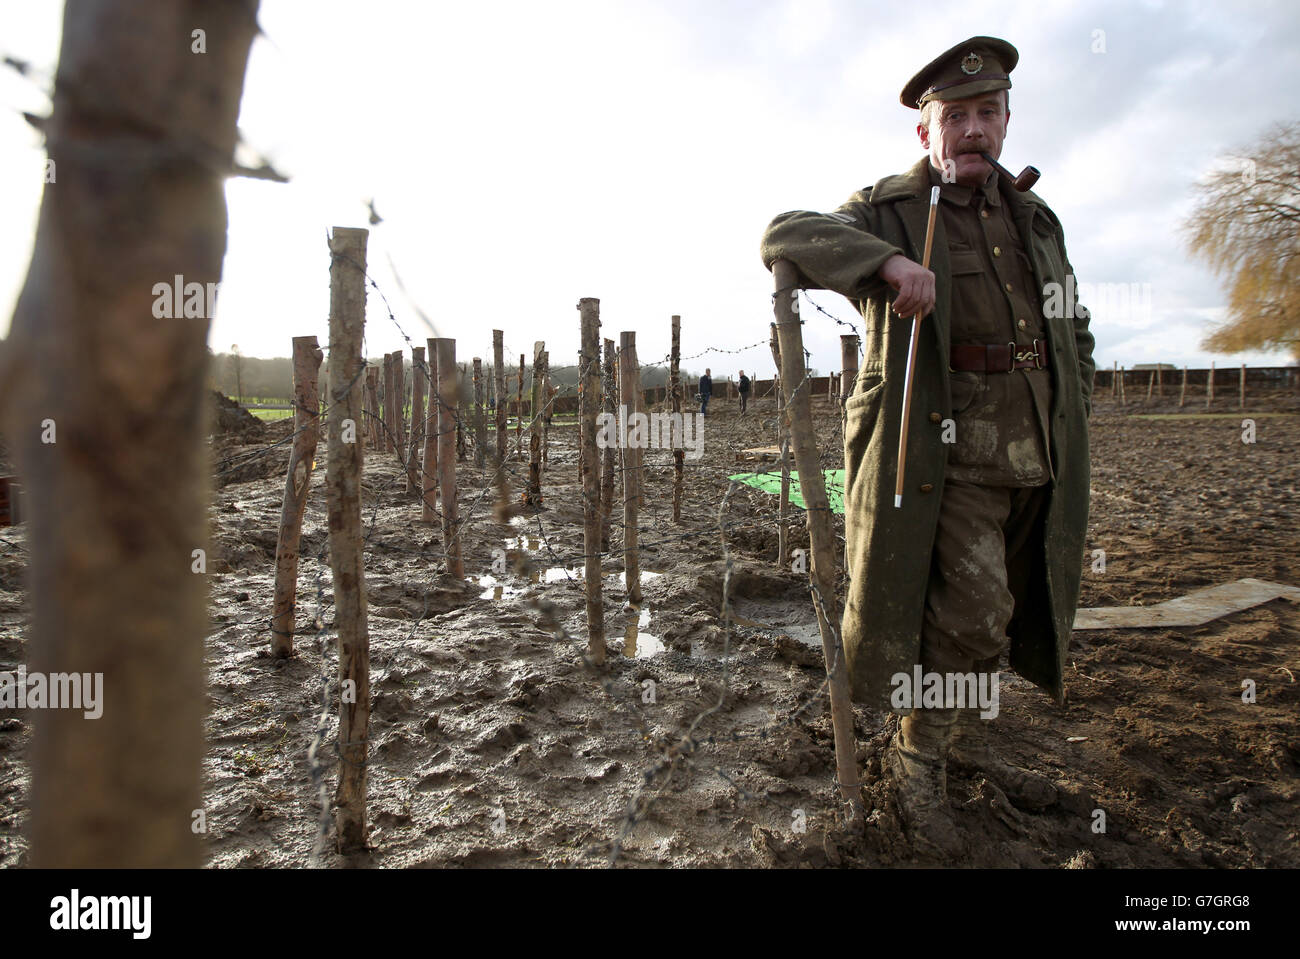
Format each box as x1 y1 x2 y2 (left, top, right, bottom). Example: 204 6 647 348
917 92 1009 187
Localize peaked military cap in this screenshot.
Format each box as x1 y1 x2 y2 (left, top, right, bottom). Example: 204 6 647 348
900 36 1018 108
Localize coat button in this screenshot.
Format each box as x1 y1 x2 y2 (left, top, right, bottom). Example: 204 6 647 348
929 412 942 423
993 246 1002 257
1004 282 1013 293
1018 318 1027 328
919 483 934 493
980 209 990 219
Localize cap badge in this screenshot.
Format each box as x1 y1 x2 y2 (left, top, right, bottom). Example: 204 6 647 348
960 51 983 75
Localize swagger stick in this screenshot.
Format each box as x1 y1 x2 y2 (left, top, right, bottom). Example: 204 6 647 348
894 185 941 509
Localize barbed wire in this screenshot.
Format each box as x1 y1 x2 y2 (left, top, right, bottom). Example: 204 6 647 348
0 36 868 863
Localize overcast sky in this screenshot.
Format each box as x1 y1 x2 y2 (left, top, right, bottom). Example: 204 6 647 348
2 0 1297 376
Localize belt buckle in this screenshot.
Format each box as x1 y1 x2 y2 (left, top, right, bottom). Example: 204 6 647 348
1032 337 1044 369
1005 341 1016 373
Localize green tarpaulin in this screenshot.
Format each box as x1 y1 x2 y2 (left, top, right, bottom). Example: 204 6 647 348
728 468 845 514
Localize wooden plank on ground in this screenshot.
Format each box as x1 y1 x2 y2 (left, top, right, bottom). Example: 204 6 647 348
1072 578 1300 631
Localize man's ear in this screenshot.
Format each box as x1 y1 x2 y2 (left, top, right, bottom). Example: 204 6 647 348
917 121 930 149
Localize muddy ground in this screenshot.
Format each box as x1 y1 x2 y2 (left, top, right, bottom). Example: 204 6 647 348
1 385 1297 868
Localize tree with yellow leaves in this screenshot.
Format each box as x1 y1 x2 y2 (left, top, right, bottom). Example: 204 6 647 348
1184 122 1300 361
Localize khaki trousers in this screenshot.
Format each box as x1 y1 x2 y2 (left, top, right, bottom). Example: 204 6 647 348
919 478 1050 677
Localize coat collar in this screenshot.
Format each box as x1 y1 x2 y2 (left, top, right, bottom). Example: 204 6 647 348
871 155 1049 219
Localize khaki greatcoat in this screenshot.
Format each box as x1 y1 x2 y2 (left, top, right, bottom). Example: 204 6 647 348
761 157 1096 708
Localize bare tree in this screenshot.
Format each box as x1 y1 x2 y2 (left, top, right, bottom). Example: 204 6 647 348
1184 122 1300 360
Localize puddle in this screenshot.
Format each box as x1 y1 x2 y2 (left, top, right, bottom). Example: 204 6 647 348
621 604 664 658
477 566 662 601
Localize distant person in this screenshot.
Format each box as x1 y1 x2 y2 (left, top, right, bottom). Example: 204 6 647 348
699 368 713 416
737 369 751 415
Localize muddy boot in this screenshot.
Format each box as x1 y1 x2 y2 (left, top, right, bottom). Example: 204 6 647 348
949 708 1057 810
886 707 964 860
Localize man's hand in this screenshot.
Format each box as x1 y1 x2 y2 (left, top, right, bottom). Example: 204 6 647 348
878 253 936 318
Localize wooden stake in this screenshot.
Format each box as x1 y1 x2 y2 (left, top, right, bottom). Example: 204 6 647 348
769 323 789 569
601 338 617 550
0 2 259 865
382 352 397 452
456 363 467 462
1240 363 1246 410
579 299 605 664
1118 366 1126 407
364 366 381 450
1180 365 1188 408
421 338 439 522
326 227 371 853
434 338 464 576
526 342 544 505
840 335 860 408
1111 360 1118 397
272 335 324 657
473 357 486 470
772 259 861 821
1146 369 1155 403
515 354 525 460
405 346 426 496
1156 364 1163 397
541 351 552 469
493 331 507 465
1207 361 1215 409
392 350 407 459
671 315 684 524
619 332 643 606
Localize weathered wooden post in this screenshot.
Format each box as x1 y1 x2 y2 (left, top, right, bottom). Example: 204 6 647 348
515 354 525 459
619 332 643 606
771 260 861 820
601 337 618 550
434 339 464 576
1111 360 1118 398
382 352 397 452
392 350 407 459
769 323 790 569
526 342 545 506
671 315 684 523
541 350 552 469
421 337 439 522
473 357 486 470
579 299 605 664
405 346 426 496
364 366 381 450
454 363 467 462
326 226 371 853
840 335 860 409
0 0 259 866
1118 366 1126 407
494 331 507 464
271 335 324 657
1157 364 1163 398
1207 361 1215 409
1180 365 1188 408
1240 363 1246 410
1146 369 1155 403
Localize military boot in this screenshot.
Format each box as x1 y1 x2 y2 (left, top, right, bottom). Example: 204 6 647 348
949 708 1057 810
886 706 964 859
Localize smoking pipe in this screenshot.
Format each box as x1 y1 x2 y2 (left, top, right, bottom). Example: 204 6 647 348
979 151 1041 192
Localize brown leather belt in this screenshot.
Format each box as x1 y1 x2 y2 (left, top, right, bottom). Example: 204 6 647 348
950 340 1047 373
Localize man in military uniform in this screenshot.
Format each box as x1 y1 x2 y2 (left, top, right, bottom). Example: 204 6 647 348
760 37 1094 857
